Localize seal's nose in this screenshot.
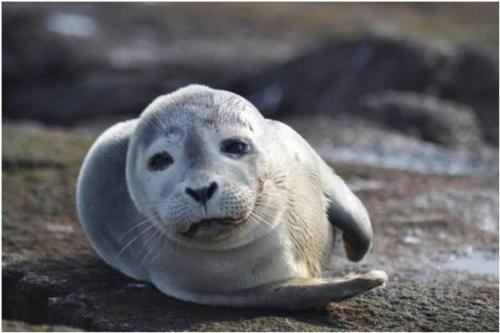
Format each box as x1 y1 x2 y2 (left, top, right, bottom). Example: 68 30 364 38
185 182 218 205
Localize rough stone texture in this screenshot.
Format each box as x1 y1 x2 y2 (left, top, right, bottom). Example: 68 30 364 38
3 123 498 331
2 320 79 332
244 34 498 145
3 258 498 332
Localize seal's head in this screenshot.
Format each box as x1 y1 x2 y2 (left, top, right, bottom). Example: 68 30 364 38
126 85 287 249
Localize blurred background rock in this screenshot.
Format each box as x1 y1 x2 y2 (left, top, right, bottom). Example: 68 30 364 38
3 2 498 144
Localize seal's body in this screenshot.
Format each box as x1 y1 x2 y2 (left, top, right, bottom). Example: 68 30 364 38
77 85 386 309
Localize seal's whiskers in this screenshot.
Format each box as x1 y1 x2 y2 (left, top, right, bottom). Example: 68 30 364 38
118 217 154 242
116 223 156 257
140 228 163 265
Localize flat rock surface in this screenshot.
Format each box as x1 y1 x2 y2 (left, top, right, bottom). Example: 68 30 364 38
3 122 498 331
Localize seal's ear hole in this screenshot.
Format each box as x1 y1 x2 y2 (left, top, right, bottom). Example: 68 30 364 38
148 151 174 171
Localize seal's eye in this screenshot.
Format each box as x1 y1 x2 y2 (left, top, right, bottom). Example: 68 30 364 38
148 151 173 171
221 139 250 157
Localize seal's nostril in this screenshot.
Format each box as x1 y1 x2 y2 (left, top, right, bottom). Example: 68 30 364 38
207 182 218 199
185 188 201 202
186 183 217 205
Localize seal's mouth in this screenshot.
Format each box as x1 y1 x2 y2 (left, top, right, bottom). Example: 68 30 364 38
181 217 244 240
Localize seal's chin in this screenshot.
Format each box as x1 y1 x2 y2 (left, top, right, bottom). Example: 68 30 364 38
181 218 245 241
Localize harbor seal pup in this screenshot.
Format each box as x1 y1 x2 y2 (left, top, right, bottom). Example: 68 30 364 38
76 84 387 309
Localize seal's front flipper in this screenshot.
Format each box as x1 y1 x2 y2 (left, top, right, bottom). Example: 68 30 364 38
256 270 388 310
324 171 373 262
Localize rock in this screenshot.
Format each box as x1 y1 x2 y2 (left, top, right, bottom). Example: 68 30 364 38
470 299 483 306
2 123 498 331
3 257 498 331
386 188 499 233
244 33 498 145
360 91 482 147
5 75 171 125
2 3 303 125
2 320 80 332
279 114 498 175
4 5 498 148
2 258 345 331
